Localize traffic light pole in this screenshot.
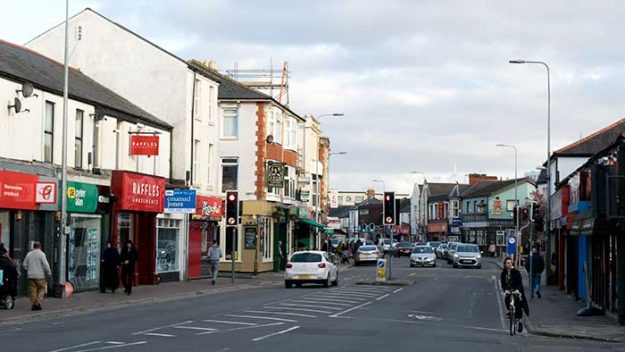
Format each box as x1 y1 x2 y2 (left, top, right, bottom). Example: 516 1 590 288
231 227 236 283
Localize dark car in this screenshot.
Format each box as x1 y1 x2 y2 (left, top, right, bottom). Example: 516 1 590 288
395 242 415 257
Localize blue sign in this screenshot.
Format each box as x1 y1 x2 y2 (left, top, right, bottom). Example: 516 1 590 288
377 260 386 268
164 189 196 213
507 237 516 256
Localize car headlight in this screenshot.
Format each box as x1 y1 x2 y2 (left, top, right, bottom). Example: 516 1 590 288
477 255 481 259
453 254 459 258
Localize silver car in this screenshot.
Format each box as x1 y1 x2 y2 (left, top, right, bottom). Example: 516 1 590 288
410 246 437 267
452 244 482 269
355 245 382 265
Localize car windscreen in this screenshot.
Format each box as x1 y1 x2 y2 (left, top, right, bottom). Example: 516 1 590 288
398 242 413 247
359 246 378 252
456 245 479 253
290 253 322 263
413 246 433 253
383 239 392 244
428 242 441 248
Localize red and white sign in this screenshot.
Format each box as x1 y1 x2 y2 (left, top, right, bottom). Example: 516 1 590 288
329 190 338 209
36 182 57 204
130 135 160 156
0 170 38 210
193 196 223 220
112 171 165 213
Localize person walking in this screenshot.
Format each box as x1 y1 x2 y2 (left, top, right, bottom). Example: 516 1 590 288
120 240 138 295
208 242 222 285
22 242 51 311
0 244 18 309
488 241 496 258
525 246 545 299
100 242 120 293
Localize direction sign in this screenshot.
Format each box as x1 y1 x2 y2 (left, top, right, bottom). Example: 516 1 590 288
508 237 516 245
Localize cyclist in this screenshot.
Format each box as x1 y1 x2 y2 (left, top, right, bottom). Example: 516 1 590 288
500 257 529 333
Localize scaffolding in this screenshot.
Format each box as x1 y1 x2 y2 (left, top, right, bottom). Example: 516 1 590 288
224 59 291 106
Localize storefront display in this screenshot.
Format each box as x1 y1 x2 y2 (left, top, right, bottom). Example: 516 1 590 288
156 218 180 273
68 215 101 291
188 196 222 278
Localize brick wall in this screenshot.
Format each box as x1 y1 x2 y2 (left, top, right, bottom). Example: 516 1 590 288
255 103 267 199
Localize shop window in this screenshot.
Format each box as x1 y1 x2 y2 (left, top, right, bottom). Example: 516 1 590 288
117 213 133 252
221 158 238 193
157 218 181 273
261 218 272 260
68 215 101 291
225 226 239 261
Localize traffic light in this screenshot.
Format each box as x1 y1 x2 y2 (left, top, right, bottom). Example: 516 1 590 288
383 192 395 225
225 191 239 225
531 202 544 232
521 207 529 221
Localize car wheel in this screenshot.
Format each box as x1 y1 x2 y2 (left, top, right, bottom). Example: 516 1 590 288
295 282 302 288
452 262 458 268
332 274 338 286
323 275 330 288
477 265 482 269
285 280 292 289
410 263 414 267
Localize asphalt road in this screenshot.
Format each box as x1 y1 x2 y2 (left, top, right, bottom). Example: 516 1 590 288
2 257 624 352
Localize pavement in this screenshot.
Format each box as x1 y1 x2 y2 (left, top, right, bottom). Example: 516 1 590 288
487 257 625 342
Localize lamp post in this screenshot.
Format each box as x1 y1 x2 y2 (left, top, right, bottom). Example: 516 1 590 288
509 59 552 275
313 113 343 249
497 143 519 266
410 171 426 242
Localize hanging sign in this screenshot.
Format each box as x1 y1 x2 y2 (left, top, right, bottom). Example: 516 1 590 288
164 189 197 213
112 171 165 213
130 135 159 156
330 190 338 208
266 162 285 188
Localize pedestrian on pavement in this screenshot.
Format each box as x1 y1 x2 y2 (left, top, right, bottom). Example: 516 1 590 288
0 243 18 308
100 241 120 293
525 246 545 299
120 240 138 295
208 241 222 285
488 241 496 258
22 241 51 311
500 257 529 333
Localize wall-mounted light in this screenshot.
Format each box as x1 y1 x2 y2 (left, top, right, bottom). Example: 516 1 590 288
15 210 23 221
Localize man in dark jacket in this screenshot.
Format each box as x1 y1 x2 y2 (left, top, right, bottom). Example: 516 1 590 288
501 257 529 333
100 242 120 293
525 246 545 299
0 244 18 308
120 240 138 295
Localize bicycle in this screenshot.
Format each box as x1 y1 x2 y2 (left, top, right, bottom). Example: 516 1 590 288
504 290 522 336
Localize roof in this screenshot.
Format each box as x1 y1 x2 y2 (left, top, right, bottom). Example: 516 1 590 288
328 206 352 218
399 198 411 213
0 40 171 130
554 117 625 156
427 183 457 197
462 178 532 199
188 60 303 121
536 169 548 184
356 197 382 207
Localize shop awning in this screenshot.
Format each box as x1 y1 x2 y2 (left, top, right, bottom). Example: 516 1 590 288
323 227 335 234
299 217 325 229
569 211 614 236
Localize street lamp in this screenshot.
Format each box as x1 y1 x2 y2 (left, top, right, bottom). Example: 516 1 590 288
410 171 426 241
497 143 519 266
509 59 552 274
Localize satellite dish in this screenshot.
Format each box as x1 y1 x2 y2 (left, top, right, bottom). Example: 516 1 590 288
266 134 274 144
8 97 22 113
16 82 36 98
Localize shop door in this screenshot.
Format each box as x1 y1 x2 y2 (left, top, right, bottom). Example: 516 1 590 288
274 222 287 272
68 215 102 292
189 222 202 279
136 213 156 285
566 236 578 298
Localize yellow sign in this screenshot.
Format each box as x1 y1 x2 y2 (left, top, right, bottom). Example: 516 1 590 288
376 259 387 282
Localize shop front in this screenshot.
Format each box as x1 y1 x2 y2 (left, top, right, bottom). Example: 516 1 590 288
188 195 223 279
65 181 111 292
0 167 58 296
111 171 165 285
427 221 448 241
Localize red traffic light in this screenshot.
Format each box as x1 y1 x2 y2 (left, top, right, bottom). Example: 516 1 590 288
228 193 237 202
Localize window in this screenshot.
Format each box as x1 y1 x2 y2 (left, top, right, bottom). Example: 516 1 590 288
157 219 181 273
267 111 275 140
193 140 200 185
261 218 272 259
275 110 282 144
451 200 459 218
444 202 449 218
221 158 238 192
285 118 291 149
194 78 201 119
93 122 100 168
223 107 239 137
74 109 84 168
465 202 470 213
207 143 214 185
291 120 297 150
208 85 214 122
338 196 344 205
44 101 54 163
355 196 364 203
506 200 516 212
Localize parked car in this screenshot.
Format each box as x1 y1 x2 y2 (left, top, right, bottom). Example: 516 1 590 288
426 241 441 251
446 242 461 264
410 246 437 267
395 242 415 257
378 238 393 253
452 244 482 269
285 251 339 288
435 243 447 259
355 245 382 265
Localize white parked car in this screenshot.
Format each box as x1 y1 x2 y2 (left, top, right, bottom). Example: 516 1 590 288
410 246 437 267
285 251 338 288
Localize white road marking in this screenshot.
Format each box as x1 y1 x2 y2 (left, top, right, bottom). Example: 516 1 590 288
173 325 218 331
132 320 194 335
494 276 507 330
243 310 317 318
329 301 372 318
409 272 416 277
252 326 301 342
70 341 147 352
105 342 124 345
197 322 284 336
262 306 334 314
274 302 342 310
376 294 390 301
329 290 379 297
392 288 404 294
408 314 442 321
202 319 257 326
291 298 352 306
312 293 368 300
226 314 298 322
50 341 101 352
143 333 175 338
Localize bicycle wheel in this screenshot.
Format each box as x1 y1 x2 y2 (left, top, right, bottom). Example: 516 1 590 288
509 305 515 336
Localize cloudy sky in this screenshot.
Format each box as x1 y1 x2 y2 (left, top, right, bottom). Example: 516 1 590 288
3 1 625 194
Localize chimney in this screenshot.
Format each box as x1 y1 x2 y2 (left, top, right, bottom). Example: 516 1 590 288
366 188 376 199
468 173 498 185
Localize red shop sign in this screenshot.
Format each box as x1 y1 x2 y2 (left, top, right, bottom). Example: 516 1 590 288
0 170 38 210
193 196 224 220
112 171 165 213
130 135 159 156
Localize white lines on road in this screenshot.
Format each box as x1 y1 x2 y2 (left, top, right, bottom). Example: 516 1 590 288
132 320 194 335
172 325 217 331
310 293 368 300
493 275 507 331
392 288 404 294
243 310 317 318
202 319 258 326
50 341 102 352
294 298 353 306
252 326 300 342
63 341 148 352
329 301 372 318
225 314 298 323
262 306 335 314
196 322 284 336
376 294 390 301
326 290 380 297
272 302 342 310
142 333 175 338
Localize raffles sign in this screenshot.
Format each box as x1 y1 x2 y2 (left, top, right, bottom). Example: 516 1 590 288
130 135 159 156
113 171 165 212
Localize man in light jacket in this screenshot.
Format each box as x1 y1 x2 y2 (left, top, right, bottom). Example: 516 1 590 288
208 242 222 285
23 242 51 311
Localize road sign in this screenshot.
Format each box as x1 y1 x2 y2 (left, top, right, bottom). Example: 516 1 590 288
164 189 196 213
508 237 516 245
376 259 387 282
